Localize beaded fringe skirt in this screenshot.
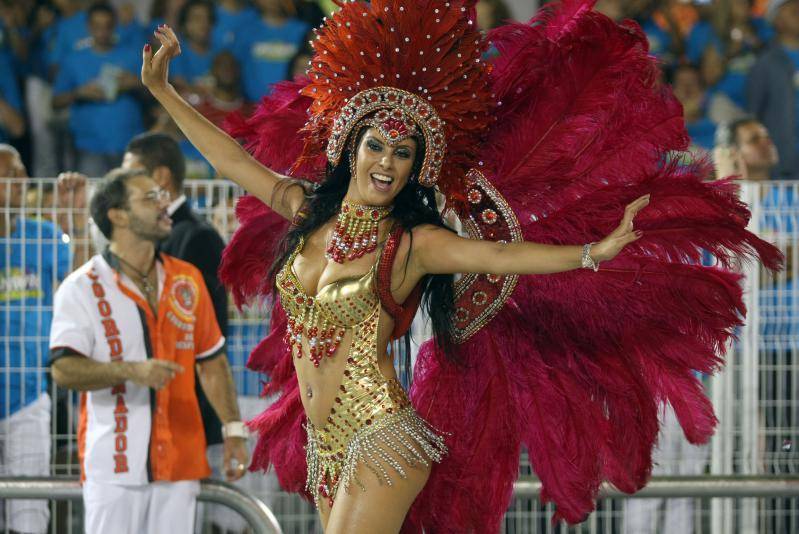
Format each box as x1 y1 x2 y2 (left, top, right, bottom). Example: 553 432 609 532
305 406 448 506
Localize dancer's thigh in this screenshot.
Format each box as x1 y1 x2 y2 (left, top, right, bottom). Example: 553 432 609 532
325 458 431 534
317 496 332 531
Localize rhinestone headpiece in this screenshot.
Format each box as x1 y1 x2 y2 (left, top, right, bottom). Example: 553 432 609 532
328 87 445 187
296 0 493 200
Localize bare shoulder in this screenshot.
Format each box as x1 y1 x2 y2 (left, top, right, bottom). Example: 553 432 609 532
409 223 450 242
388 223 451 279
408 223 458 252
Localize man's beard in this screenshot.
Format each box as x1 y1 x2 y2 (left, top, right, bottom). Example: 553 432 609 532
129 213 170 242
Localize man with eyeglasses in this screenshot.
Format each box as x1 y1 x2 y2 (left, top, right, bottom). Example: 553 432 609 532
47 168 248 534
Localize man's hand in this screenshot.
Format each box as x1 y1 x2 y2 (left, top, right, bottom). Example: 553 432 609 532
76 82 106 101
129 360 184 390
56 172 87 209
223 436 249 481
117 71 141 92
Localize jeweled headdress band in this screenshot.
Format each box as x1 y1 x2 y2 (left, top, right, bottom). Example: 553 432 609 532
327 87 446 187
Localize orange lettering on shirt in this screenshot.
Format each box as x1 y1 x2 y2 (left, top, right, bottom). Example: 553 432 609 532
98 300 111 317
91 281 105 298
115 434 127 452
114 413 127 433
102 318 120 337
113 454 129 473
108 337 122 358
114 395 128 415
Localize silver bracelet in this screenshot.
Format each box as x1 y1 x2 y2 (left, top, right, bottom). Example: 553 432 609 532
581 242 599 272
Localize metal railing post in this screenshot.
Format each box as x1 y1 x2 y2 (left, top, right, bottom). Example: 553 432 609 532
0 477 283 534
512 475 799 499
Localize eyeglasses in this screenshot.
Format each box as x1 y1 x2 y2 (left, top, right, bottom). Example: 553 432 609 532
130 188 170 205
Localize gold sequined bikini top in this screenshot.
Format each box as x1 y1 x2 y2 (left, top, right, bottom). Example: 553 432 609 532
276 236 382 366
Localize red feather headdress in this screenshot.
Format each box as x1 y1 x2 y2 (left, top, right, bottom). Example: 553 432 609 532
294 0 493 204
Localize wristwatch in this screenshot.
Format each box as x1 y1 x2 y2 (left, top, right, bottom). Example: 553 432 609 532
222 421 248 439
581 243 599 272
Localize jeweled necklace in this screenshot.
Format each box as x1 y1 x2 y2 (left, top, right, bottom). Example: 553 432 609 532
115 254 156 295
325 201 392 263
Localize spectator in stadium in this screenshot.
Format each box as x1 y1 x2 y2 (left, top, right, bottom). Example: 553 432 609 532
670 63 716 151
0 53 24 144
233 0 310 102
0 144 80 534
0 1 31 73
171 0 219 98
25 2 63 178
52 3 144 177
197 50 251 127
747 0 799 179
213 0 259 50
633 0 699 68
687 0 770 123
713 120 795 531
48 0 90 76
121 131 230 455
49 167 248 534
49 0 144 75
714 117 779 181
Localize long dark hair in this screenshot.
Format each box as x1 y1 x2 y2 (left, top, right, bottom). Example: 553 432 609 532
268 129 457 378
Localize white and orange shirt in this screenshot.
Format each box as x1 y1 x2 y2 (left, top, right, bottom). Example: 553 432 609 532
49 251 225 485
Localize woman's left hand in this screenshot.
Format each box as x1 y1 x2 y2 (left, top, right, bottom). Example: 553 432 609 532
591 194 650 262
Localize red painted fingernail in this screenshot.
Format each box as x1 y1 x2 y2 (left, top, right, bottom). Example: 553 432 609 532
144 44 151 52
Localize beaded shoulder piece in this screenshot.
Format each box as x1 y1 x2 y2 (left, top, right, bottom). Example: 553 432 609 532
448 169 522 342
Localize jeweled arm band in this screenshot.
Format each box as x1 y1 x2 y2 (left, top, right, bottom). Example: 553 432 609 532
581 242 600 272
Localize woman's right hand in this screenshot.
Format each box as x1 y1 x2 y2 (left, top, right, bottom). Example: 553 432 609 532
141 24 181 93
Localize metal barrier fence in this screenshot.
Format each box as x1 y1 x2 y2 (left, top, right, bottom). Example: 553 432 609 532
1 178 797 533
0 477 283 534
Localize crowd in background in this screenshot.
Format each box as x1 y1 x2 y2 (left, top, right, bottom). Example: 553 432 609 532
591 0 799 180
0 0 331 182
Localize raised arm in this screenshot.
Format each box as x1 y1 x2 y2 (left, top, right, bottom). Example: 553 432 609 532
141 25 304 220
413 195 649 276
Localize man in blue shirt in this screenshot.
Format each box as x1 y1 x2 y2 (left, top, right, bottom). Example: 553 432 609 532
747 0 799 179
233 0 310 102
47 0 89 75
52 3 143 178
172 0 221 96
0 54 24 144
671 63 716 152
213 0 260 50
0 144 71 534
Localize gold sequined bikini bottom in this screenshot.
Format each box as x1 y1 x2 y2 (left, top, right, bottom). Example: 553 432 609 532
304 381 447 508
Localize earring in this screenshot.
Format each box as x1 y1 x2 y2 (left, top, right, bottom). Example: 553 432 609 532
349 151 357 182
